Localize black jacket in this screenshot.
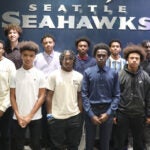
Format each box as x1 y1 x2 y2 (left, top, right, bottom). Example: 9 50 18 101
118 64 150 117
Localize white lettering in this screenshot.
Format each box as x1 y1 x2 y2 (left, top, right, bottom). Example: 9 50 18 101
22 15 37 28
119 17 136 30
28 4 37 11
58 5 67 12
2 11 20 27
57 16 75 28
76 16 93 29
92 16 117 29
44 4 52 11
138 17 150 30
88 5 97 13
39 15 55 28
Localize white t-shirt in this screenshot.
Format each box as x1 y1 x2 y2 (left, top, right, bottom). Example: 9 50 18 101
0 57 16 112
10 67 46 120
46 69 83 119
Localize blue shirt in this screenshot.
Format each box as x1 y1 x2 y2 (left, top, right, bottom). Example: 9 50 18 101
81 65 120 118
74 55 96 75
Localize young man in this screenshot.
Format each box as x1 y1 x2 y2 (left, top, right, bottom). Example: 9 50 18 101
0 40 16 150
34 34 60 78
141 40 150 150
4 24 23 69
74 37 96 149
46 50 83 150
74 37 96 74
82 43 120 150
115 44 150 150
10 41 46 150
34 34 60 149
106 39 126 72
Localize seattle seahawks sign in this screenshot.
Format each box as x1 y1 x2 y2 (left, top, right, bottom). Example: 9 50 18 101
0 0 149 51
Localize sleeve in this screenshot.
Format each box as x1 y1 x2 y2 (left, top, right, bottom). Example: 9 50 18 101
106 71 120 115
39 72 46 88
46 72 56 91
0 62 16 112
145 74 150 117
81 71 95 118
77 74 83 92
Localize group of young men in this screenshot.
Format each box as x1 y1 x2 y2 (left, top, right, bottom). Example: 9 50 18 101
0 23 150 150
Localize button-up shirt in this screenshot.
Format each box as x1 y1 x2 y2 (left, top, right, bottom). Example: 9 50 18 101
81 65 120 117
34 51 60 78
106 56 126 72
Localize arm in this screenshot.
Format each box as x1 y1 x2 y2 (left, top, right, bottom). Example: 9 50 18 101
82 71 94 118
0 62 16 116
145 75 150 124
46 90 54 114
23 88 45 125
10 88 25 127
106 71 120 116
77 91 83 112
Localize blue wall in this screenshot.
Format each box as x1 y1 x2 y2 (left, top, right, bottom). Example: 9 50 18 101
0 0 150 54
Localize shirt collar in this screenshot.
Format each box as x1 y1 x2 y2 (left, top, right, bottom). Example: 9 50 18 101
43 51 54 58
109 55 122 62
77 54 88 60
96 64 108 72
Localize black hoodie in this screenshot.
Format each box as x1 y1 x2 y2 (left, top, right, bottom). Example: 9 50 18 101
118 64 150 117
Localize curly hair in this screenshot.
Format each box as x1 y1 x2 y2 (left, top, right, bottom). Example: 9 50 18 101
93 43 110 57
4 24 22 37
59 50 76 67
19 41 39 54
41 34 55 43
75 37 91 47
123 44 146 62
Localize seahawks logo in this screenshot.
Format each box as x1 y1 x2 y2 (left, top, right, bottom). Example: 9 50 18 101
106 0 112 3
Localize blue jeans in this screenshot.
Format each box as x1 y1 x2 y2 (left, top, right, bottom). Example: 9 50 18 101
0 107 12 150
48 113 82 150
11 119 42 150
85 104 113 150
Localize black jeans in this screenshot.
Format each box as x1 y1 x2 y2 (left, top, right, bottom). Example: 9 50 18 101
11 119 42 150
48 113 82 150
0 107 13 150
114 112 145 150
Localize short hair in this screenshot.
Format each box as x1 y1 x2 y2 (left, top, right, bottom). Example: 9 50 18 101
141 40 150 48
123 44 146 62
19 41 39 54
0 40 5 49
109 39 122 48
59 50 76 67
4 24 22 37
41 34 55 43
93 43 110 57
75 37 91 47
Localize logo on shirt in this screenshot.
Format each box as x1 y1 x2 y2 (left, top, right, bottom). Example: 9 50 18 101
73 80 79 86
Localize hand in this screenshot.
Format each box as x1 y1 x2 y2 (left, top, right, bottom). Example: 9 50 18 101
113 117 117 124
17 114 27 128
23 114 32 125
99 113 109 123
0 110 4 117
146 117 150 124
91 115 102 125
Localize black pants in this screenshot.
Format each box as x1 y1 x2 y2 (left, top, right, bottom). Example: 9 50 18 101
0 107 12 150
48 113 82 150
11 119 42 150
84 104 113 150
114 112 145 150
